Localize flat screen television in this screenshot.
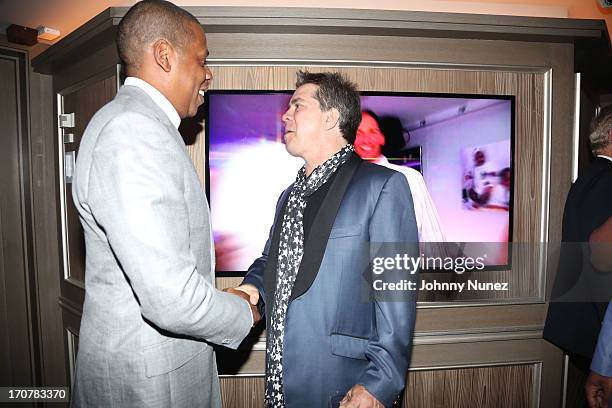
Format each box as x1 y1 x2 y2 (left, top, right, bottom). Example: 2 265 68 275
205 91 514 274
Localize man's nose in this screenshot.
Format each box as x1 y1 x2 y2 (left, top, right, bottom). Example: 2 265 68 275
282 109 291 122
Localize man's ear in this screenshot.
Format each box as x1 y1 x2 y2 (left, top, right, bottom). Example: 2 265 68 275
153 39 173 73
325 108 340 131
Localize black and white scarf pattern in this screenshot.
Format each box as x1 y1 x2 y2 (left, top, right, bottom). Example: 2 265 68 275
265 144 355 407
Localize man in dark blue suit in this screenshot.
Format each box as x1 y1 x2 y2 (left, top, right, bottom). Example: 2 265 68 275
235 71 419 407
584 108 612 408
545 105 612 407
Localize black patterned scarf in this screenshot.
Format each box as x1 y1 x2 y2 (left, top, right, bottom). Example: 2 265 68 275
264 144 355 407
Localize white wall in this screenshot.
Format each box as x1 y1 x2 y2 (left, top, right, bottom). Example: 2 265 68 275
408 101 512 243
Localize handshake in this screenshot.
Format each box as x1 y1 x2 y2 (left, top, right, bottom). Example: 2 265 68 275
224 284 262 327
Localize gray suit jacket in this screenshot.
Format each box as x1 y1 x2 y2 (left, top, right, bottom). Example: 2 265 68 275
71 85 252 407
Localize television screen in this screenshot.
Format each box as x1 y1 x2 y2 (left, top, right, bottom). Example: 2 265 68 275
206 91 514 273
390 146 422 173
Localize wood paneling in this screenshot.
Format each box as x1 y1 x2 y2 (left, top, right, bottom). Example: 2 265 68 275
220 376 265 408
206 34 559 68
31 7 608 75
219 363 536 408
65 329 79 389
0 49 34 386
60 302 82 387
545 44 575 296
29 69 67 386
403 364 534 408
214 284 546 330
217 276 243 290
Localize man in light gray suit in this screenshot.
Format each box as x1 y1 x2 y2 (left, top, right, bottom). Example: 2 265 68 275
71 1 259 406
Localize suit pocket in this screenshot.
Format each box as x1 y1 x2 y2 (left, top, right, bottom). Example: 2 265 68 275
329 224 362 239
143 338 205 377
330 333 368 360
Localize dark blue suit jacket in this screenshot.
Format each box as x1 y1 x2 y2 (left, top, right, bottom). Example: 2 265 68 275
544 157 612 358
243 155 419 407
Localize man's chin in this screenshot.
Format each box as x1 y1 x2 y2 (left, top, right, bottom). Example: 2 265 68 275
186 104 201 118
284 145 301 158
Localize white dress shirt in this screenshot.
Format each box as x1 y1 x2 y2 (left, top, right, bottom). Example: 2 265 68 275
597 154 612 162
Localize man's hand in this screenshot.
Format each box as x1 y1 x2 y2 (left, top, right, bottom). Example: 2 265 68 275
340 384 383 408
586 371 612 408
232 284 260 306
224 287 261 326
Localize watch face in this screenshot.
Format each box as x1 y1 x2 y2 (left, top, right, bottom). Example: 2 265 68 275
599 0 612 7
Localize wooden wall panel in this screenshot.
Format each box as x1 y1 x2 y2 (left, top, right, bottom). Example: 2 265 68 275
205 33 560 69
219 364 536 408
30 69 68 386
0 50 34 386
545 44 575 295
404 364 535 408
204 65 547 303
0 206 8 384
220 376 265 408
61 305 82 388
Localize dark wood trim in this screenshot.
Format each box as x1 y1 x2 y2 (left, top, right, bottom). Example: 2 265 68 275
0 45 41 386
31 8 118 75
32 6 610 75
29 67 67 386
0 35 50 59
15 46 42 388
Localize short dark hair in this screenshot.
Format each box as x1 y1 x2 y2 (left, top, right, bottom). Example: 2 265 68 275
362 110 380 124
295 70 361 143
117 0 200 70
589 104 612 154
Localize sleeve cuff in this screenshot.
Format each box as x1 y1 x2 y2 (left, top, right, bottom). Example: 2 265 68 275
357 373 402 408
591 357 612 377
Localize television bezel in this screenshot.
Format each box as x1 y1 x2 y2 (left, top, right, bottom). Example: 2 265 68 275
204 90 516 276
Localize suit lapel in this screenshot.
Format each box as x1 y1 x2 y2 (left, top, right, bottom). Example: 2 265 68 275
290 153 361 301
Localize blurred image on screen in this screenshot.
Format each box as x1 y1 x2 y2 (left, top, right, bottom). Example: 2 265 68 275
207 92 513 272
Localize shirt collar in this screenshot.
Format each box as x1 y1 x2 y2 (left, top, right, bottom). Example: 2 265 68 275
373 155 388 165
123 77 181 129
597 155 612 162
